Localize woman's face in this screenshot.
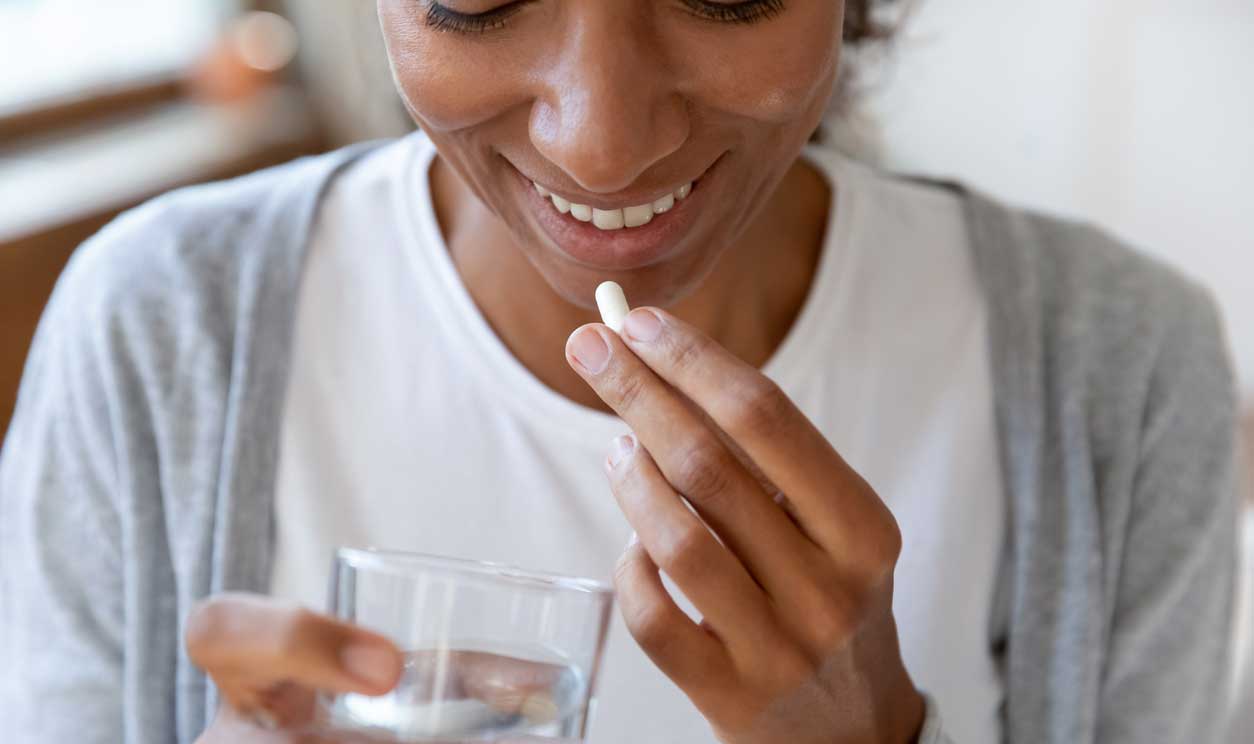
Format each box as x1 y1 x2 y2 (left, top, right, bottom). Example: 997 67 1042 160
378 0 844 308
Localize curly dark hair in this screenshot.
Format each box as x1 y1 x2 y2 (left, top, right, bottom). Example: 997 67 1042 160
816 0 899 133
844 0 894 44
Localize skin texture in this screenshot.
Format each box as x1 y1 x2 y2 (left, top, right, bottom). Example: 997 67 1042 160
188 2 925 742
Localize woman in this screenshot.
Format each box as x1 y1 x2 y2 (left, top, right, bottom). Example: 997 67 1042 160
0 1 1239 742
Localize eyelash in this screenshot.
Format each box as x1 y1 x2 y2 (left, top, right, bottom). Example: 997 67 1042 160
424 0 786 34
680 0 786 25
424 1 531 33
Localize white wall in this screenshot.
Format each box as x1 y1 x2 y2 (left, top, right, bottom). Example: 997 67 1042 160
859 0 1254 400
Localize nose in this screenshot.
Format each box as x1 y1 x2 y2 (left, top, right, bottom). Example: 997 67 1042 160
530 12 689 195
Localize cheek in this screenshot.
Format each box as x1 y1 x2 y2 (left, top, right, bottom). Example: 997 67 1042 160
677 6 843 125
377 2 533 132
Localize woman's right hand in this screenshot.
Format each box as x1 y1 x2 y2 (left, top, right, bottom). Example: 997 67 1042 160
186 593 575 743
186 593 404 743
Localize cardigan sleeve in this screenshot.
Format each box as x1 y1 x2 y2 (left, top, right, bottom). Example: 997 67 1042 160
0 242 129 743
1095 282 1240 742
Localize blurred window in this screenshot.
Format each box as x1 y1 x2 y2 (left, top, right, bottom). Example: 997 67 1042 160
0 0 237 113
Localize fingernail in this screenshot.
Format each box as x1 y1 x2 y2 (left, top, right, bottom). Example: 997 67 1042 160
622 309 663 343
341 643 398 688
607 434 636 470
568 327 611 374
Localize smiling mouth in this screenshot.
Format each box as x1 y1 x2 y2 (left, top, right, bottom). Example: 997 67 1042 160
510 153 722 271
529 179 697 231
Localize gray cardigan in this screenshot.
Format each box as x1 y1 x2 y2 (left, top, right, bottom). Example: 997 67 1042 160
0 141 1240 743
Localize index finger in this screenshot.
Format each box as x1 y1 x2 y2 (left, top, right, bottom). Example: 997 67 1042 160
616 307 897 558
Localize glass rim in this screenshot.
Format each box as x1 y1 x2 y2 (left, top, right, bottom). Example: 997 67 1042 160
335 547 615 596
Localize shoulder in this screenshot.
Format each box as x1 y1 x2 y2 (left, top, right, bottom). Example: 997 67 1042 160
55 143 386 328
1010 200 1210 319
964 188 1226 361
963 188 1236 457
19 141 394 445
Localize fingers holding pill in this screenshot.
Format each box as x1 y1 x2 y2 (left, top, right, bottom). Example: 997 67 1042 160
568 325 819 603
568 283 921 742
571 283 872 619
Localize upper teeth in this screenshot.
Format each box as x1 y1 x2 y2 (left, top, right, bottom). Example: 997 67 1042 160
534 181 693 231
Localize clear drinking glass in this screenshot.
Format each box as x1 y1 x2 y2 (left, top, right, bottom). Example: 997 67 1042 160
316 548 615 743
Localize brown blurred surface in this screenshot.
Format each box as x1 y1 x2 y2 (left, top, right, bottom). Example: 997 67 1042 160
0 76 183 144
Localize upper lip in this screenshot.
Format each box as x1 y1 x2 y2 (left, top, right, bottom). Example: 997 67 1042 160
512 158 715 209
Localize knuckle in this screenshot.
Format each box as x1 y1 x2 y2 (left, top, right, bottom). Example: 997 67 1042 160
612 544 650 592
665 332 711 375
805 593 858 652
609 447 647 491
875 518 904 571
612 551 682 660
623 600 679 658
857 512 904 584
610 369 649 414
672 441 734 506
727 377 792 440
612 549 638 588
764 643 819 692
653 522 712 579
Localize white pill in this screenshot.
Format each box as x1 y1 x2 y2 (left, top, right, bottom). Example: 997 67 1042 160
595 281 630 334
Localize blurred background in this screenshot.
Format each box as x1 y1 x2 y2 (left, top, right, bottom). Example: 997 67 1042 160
0 0 1250 737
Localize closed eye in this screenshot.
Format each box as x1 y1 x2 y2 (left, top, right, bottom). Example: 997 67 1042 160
424 0 535 33
680 0 787 25
424 0 787 34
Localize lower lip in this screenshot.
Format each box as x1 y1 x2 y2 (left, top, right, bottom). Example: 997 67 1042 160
516 161 717 272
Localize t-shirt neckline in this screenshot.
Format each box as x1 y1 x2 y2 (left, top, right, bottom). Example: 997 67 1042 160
395 133 861 446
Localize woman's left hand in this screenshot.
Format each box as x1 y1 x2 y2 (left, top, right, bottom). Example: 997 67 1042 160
566 307 926 744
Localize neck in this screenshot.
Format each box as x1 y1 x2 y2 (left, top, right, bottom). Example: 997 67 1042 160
429 155 831 414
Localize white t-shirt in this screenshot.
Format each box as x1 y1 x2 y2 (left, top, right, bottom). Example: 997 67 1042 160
271 133 1005 743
